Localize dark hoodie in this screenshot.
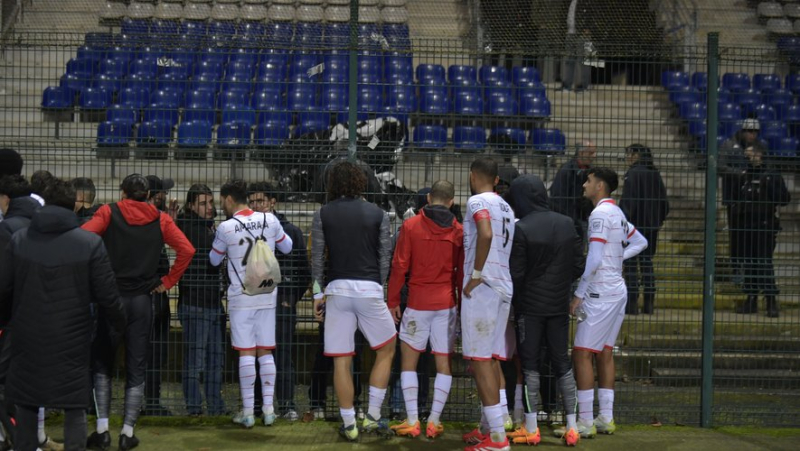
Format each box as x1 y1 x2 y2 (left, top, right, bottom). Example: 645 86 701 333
509 175 584 316
0 195 41 252
388 205 464 310
176 209 222 309
82 199 195 295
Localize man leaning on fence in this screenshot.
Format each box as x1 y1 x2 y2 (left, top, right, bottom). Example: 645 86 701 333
0 178 126 451
82 173 195 451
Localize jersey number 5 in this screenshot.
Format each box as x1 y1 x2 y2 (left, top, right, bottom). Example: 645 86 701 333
502 217 511 248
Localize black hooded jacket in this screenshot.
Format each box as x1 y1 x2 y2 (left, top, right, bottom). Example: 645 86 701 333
619 162 669 230
0 206 125 408
508 175 584 316
0 196 41 251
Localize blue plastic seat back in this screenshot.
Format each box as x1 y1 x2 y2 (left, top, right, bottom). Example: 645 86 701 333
183 106 217 125
661 70 689 90
79 87 113 110
416 64 446 85
97 120 134 146
321 84 349 112
385 85 416 113
254 121 290 147
531 128 566 152
142 105 179 126
222 105 257 128
520 96 551 117
177 120 213 148
217 121 252 148
722 73 751 92
452 87 483 115
512 66 541 86
454 126 486 151
479 66 509 85
419 86 448 114
753 74 781 92
42 86 74 109
137 120 173 147
413 124 447 149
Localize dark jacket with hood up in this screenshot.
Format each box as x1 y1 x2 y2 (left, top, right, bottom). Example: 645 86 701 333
0 205 126 408
0 196 41 252
508 175 584 316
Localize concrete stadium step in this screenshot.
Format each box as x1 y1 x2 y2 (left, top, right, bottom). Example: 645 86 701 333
619 349 799 371
555 103 674 121
555 118 679 137
408 1 467 39
624 334 800 352
649 368 799 389
620 310 800 335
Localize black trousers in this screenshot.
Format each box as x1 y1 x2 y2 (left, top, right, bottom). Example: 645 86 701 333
15 405 85 451
733 228 779 296
516 314 572 413
624 228 660 305
146 293 171 407
92 294 152 388
308 322 364 410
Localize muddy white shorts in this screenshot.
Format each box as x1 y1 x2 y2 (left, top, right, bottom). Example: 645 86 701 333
460 284 511 361
323 295 397 356
229 307 276 351
399 306 457 355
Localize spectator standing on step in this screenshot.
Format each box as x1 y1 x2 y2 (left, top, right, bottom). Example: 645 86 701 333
0 178 126 451
72 177 102 224
550 140 597 243
248 182 311 422
175 184 226 417
619 144 669 315
82 173 195 451
729 144 790 318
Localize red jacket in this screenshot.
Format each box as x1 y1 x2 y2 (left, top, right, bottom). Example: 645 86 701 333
82 199 195 290
388 207 464 310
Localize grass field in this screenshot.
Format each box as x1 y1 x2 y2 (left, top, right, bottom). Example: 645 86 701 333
41 416 800 450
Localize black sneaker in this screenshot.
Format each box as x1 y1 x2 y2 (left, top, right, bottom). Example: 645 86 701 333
0 440 11 451
86 431 111 451
118 434 139 451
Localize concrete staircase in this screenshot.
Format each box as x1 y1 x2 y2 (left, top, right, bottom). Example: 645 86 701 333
15 0 105 33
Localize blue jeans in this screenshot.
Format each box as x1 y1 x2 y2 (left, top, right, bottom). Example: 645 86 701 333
179 303 226 415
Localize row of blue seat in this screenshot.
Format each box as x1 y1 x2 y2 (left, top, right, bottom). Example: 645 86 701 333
97 120 566 153
662 70 800 93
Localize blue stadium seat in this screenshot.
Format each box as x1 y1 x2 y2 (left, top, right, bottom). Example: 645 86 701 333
99 57 128 79
357 23 381 48
452 87 483 115
386 34 411 51
786 74 800 94
454 126 486 151
716 87 733 104
413 124 447 149
448 65 478 85
77 46 104 60
384 54 413 84
217 121 252 148
258 61 287 82
531 128 566 152
119 87 150 109
517 84 547 102
177 120 213 149
240 21 267 38
691 72 708 91
296 22 324 48
222 74 253 95
84 32 112 49
770 136 799 157
358 55 382 84
60 74 89 93
41 86 74 109
152 19 179 36
661 70 689 90
228 61 257 79
121 18 150 37
680 102 707 120
267 22 295 48
137 46 167 63
179 20 208 37
254 121 290 147
753 74 781 91
718 102 742 121
79 87 112 110
150 89 182 109
419 86 448 114
486 87 517 116
384 85 416 113
761 120 788 141
185 90 215 110
479 66 509 86
194 60 225 79
191 74 222 93
198 47 228 66
753 103 777 121
161 61 191 80
137 120 173 147
718 120 740 139
294 116 329 137
417 64 446 85
668 86 701 105
92 74 122 94
183 106 217 125
222 105 257 128
490 127 527 153
97 120 133 146
258 111 292 125
290 54 322 82
66 57 96 79
688 120 707 137
288 83 319 111
142 105 179 127
130 58 158 78
357 85 382 113
324 23 349 49
229 48 259 67
734 88 761 115
520 96 551 118
209 20 237 39
253 87 286 111
156 73 187 96
512 67 542 86
383 23 410 39
722 73 751 92
764 88 792 119
321 84 348 112
106 104 138 123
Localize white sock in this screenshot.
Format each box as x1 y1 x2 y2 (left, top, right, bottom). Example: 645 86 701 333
484 403 506 442
258 354 277 416
479 404 489 434
513 384 524 422
499 389 509 418
400 371 419 425
96 418 109 434
428 373 452 426
121 424 134 438
577 389 594 423
598 388 614 420
367 386 387 420
567 413 578 430
524 412 537 432
37 408 46 443
341 407 356 427
239 356 257 416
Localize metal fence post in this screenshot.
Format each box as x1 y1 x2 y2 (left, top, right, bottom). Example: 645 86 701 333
701 31 720 429
347 0 359 162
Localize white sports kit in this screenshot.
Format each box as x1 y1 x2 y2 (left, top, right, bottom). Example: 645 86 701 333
399 307 458 355
323 280 397 356
211 209 292 350
461 192 515 361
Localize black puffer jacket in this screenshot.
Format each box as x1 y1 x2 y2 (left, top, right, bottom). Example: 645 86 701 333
176 210 222 309
0 196 41 251
0 206 125 408
275 212 311 307
509 175 584 316
619 162 669 231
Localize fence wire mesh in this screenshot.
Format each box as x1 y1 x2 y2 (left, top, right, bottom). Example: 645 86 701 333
0 0 797 429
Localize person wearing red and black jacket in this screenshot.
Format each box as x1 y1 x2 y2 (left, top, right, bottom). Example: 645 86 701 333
82 173 195 451
386 180 464 438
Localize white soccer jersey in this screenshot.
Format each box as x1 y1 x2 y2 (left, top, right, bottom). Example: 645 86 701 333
211 209 291 310
462 191 515 299
585 198 634 299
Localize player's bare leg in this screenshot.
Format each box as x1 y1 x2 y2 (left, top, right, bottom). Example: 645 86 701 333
361 338 395 435
572 349 597 437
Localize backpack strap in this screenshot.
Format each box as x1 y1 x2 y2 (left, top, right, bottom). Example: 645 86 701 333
231 213 269 241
